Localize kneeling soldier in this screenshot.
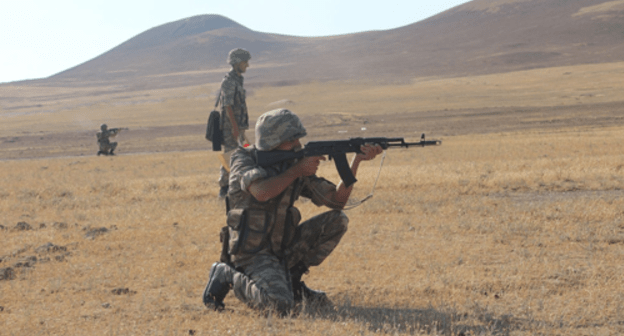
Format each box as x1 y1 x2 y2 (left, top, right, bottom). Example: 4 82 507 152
202 109 382 314
96 124 125 156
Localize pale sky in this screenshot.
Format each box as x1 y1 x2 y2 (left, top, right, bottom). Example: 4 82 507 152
0 0 471 84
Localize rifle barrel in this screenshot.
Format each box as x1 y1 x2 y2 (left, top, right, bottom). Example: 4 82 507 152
399 140 442 147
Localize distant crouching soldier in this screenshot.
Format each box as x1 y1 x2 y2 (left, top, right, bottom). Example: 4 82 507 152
96 124 126 156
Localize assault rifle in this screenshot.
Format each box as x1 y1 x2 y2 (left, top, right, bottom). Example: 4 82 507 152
110 127 129 133
255 134 441 187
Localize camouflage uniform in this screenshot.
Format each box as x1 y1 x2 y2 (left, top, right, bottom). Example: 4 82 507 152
218 49 251 189
96 124 119 155
203 109 348 313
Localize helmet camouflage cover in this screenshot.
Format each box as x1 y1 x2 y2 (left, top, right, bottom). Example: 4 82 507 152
255 109 307 151
227 48 251 66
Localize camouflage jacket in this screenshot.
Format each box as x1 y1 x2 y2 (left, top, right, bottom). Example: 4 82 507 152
96 129 119 144
227 145 339 268
219 70 249 131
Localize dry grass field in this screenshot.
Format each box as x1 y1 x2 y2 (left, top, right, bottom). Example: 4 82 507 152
2 61 624 159
2 63 624 335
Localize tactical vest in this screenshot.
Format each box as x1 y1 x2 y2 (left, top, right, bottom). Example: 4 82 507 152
96 131 106 144
227 155 303 264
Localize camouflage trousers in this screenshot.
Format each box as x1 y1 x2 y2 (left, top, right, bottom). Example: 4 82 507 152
231 210 348 312
218 130 247 188
98 141 117 153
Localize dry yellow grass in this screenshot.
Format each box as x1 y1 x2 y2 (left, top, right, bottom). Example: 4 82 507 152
2 123 623 335
2 61 624 334
3 61 624 138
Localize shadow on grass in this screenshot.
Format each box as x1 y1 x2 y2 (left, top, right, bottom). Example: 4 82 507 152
302 301 519 336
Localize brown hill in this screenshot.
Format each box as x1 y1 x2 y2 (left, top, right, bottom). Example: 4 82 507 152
21 0 624 89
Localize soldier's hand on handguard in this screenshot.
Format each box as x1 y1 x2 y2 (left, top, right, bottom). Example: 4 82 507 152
293 156 326 177
355 143 383 162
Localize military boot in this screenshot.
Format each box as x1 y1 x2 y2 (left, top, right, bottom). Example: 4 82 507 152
202 262 234 310
290 261 329 304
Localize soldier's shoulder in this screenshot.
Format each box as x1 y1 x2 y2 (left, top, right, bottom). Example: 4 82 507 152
232 145 255 157
220 75 236 90
221 71 236 83
230 148 259 179
231 146 256 163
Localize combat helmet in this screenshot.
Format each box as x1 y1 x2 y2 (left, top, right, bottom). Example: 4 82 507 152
227 48 251 66
100 124 108 131
255 109 307 151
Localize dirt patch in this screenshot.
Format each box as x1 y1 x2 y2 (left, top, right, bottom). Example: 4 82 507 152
14 221 33 231
0 267 15 281
1 101 624 161
84 227 109 240
111 288 137 295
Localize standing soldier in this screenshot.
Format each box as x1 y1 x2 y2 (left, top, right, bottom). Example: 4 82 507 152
217 48 251 198
202 109 383 314
96 124 126 156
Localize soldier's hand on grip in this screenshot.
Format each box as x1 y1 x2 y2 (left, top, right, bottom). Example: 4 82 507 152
356 143 383 162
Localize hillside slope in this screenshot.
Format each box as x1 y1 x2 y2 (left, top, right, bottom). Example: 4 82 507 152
20 0 624 88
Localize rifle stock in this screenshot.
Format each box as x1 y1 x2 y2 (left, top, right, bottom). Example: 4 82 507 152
255 135 441 187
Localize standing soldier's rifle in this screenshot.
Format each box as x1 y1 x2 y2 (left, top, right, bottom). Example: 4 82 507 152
255 134 441 188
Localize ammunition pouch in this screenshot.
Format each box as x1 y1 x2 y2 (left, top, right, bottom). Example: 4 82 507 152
227 208 270 256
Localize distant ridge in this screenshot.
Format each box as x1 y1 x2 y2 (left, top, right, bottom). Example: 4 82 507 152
24 0 624 89
51 15 269 84
133 14 245 43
